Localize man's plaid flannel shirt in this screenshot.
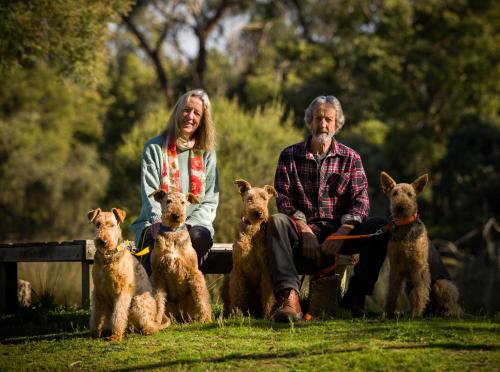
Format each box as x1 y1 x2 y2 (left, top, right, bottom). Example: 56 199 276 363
274 137 370 234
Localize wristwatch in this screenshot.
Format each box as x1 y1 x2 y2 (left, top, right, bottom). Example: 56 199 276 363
292 210 307 222
341 214 361 226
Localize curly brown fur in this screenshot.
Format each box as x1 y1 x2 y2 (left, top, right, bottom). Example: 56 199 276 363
222 179 277 319
148 190 212 323
381 172 461 318
17 279 31 308
431 279 463 317
88 208 166 341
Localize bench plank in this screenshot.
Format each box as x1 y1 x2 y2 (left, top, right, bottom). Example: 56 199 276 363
0 240 357 312
0 241 85 262
201 244 233 274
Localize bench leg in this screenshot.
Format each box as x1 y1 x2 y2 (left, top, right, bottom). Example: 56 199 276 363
0 262 18 313
81 261 90 309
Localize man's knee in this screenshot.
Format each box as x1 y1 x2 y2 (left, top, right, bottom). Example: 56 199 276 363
268 213 291 234
365 216 390 230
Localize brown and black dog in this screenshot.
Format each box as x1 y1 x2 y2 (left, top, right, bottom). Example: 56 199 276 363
381 172 462 317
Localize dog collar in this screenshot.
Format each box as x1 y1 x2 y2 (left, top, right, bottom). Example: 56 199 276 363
116 240 134 252
171 224 187 232
160 223 187 233
99 240 133 258
241 217 267 226
392 212 419 226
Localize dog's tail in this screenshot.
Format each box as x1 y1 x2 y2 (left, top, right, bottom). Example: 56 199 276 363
432 279 463 317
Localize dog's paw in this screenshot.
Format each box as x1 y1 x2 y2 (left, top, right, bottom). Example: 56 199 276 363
107 333 124 342
140 325 158 335
159 313 171 327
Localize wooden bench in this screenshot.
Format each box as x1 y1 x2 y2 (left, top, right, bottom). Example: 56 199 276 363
0 240 355 312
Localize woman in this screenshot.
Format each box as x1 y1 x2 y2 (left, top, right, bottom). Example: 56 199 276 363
131 89 219 275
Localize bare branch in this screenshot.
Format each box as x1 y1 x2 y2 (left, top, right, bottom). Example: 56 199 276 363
454 226 481 246
122 14 155 58
202 0 233 37
122 13 172 101
191 0 236 87
288 0 314 43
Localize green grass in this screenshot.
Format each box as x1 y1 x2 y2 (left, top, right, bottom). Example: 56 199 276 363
1 308 499 371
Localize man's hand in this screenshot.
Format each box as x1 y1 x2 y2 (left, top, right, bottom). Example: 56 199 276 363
321 224 355 256
296 220 321 263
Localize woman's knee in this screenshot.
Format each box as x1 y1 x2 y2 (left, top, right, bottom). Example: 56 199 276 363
189 226 213 251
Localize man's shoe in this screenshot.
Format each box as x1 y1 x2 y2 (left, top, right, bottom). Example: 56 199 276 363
272 289 303 322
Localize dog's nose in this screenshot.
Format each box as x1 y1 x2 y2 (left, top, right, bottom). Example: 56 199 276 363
395 206 405 214
96 238 108 245
253 211 263 219
171 214 179 222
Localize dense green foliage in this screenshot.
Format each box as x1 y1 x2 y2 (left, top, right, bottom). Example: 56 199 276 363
0 65 108 240
0 0 132 83
0 309 499 370
213 98 302 242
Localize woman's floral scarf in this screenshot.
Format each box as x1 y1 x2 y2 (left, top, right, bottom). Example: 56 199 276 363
162 137 205 197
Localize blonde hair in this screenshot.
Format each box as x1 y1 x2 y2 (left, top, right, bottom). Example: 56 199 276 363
304 95 345 135
162 89 216 150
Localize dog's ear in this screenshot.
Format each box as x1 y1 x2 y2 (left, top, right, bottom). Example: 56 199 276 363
186 192 201 205
87 208 101 223
264 185 277 198
148 189 167 202
412 174 428 195
380 171 397 195
234 179 251 194
112 208 126 223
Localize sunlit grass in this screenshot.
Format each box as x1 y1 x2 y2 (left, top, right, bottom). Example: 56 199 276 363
1 308 498 371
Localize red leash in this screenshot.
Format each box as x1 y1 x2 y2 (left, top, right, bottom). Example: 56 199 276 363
317 223 391 275
326 223 391 242
312 215 417 279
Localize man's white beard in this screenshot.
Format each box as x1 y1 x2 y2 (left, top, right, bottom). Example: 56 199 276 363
313 132 334 145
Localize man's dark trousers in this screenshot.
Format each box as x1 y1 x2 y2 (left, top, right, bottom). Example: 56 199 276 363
266 213 389 298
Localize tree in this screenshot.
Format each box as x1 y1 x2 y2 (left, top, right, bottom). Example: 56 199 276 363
436 115 500 238
121 0 245 100
0 65 108 241
0 0 132 83
0 1 131 241
213 97 302 242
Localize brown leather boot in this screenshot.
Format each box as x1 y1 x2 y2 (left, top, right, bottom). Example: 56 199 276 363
272 289 303 322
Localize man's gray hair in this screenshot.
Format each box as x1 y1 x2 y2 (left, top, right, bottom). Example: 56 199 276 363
304 95 345 134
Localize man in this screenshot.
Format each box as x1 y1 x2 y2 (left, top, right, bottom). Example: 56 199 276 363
267 95 389 321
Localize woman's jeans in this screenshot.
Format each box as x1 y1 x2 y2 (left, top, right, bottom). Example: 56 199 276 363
137 225 213 276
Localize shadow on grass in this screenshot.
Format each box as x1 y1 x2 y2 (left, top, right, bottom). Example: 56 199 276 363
359 317 500 336
0 307 89 343
1 331 89 345
113 342 500 371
